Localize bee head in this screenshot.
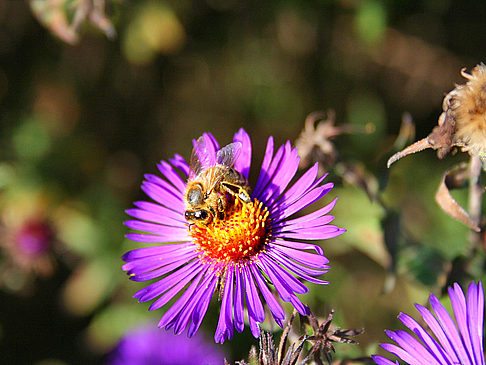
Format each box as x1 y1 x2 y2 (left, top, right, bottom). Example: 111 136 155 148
185 209 212 225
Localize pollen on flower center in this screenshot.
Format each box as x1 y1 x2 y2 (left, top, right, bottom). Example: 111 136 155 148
189 199 270 263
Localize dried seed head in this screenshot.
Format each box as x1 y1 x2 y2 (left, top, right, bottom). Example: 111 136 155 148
448 64 486 157
388 63 486 167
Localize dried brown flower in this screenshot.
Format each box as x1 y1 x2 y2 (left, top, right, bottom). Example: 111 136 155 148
449 65 486 157
236 310 364 365
388 63 486 167
303 310 364 365
295 111 355 173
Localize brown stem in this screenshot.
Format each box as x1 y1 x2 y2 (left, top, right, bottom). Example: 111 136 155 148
468 155 483 250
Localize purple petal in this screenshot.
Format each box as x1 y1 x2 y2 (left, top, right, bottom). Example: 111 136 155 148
398 312 453 364
253 137 281 199
215 267 235 343
271 184 334 222
168 154 190 178
449 283 474 362
189 272 219 337
290 296 310 315
124 220 188 237
268 164 319 211
234 267 245 332
252 136 274 199
429 293 472 364
380 342 422 365
141 182 185 212
123 248 196 276
248 313 260 339
277 226 345 240
415 303 461 364
172 269 213 335
268 250 329 285
125 208 186 227
125 233 189 244
233 128 251 179
274 215 335 233
130 255 198 282
270 238 324 256
205 133 220 152
274 246 329 269
122 243 190 261
254 142 290 203
134 259 201 302
149 264 204 311
158 264 209 329
268 247 329 275
250 264 285 323
132 201 185 223
243 265 265 323
157 160 187 193
179 271 214 326
467 282 484 365
125 229 189 243
371 355 399 365
260 255 308 294
259 145 300 207
144 173 182 199
258 258 309 315
385 329 441 365
223 266 235 338
281 197 338 227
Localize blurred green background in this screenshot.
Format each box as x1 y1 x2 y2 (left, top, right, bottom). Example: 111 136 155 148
0 0 485 363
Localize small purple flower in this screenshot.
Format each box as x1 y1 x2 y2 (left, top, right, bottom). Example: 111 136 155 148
1 217 56 278
14 219 53 257
122 129 345 343
109 324 226 365
372 281 485 365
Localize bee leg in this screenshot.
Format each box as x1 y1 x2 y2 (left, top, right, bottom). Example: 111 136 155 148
237 189 251 204
221 182 251 204
217 197 226 220
207 206 219 222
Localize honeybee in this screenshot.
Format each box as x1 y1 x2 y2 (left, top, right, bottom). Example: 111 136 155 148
184 136 251 225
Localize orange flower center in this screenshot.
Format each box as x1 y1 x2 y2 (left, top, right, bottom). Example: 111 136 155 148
189 199 270 264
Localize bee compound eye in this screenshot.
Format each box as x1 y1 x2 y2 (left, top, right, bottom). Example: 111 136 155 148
196 210 208 219
187 188 203 205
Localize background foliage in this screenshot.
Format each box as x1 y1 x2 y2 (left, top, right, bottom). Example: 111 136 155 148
0 0 485 363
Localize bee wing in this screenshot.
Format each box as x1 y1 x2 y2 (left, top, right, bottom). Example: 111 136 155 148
204 142 242 194
189 136 216 179
216 142 241 169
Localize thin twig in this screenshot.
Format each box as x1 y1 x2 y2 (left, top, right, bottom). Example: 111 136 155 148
468 155 483 250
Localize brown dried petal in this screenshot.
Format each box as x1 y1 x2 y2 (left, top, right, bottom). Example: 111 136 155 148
435 166 480 232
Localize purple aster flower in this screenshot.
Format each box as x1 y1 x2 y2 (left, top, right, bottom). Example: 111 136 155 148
372 281 484 365
108 324 226 365
122 128 345 343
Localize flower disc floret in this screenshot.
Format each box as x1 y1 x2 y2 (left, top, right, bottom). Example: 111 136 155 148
190 199 270 263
